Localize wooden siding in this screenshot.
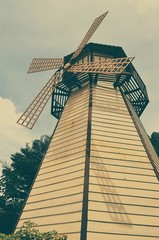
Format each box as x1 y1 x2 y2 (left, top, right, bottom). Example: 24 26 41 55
16 78 159 240
87 80 159 239
16 85 89 240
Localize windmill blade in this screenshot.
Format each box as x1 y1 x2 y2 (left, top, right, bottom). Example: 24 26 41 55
70 11 108 62
28 58 64 73
17 70 62 129
68 57 134 75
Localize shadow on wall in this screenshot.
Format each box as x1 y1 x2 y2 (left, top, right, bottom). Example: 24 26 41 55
90 144 132 226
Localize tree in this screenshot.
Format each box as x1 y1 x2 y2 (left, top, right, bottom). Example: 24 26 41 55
0 221 67 239
150 132 159 157
0 135 50 232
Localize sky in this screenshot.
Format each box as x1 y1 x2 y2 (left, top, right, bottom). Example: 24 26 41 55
0 0 159 167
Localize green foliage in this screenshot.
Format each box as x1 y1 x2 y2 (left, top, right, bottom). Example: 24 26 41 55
0 135 50 214
0 221 67 240
150 132 159 157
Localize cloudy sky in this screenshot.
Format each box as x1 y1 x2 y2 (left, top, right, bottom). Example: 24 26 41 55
0 0 159 166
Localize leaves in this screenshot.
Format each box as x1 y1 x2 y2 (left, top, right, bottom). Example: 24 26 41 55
0 135 50 214
150 132 159 157
0 221 67 239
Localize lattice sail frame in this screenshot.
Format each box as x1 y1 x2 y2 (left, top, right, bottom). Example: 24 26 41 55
28 58 64 73
68 57 134 74
17 70 62 129
70 11 108 61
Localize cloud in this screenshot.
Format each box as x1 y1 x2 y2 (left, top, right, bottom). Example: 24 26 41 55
0 97 37 163
126 0 159 14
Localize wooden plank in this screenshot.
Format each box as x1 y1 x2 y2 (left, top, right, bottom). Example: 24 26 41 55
22 202 82 217
87 221 159 237
89 183 159 199
90 157 152 170
89 176 159 191
39 156 85 174
89 192 159 207
90 169 158 183
34 169 85 188
91 134 142 146
91 145 147 157
43 151 85 166
92 112 133 123
89 200 159 217
88 210 159 226
30 176 84 195
91 139 144 151
91 129 141 141
92 116 136 127
36 163 85 182
24 193 83 210
87 231 159 240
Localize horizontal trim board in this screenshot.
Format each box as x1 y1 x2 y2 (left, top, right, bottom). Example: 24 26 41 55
33 170 84 188
91 130 141 142
92 115 135 128
90 160 152 171
53 121 87 137
58 107 88 122
34 169 85 187
91 138 144 151
91 145 147 157
93 95 126 107
29 183 84 198
39 157 85 174
87 220 159 237
23 205 82 219
87 230 159 239
90 150 150 163
90 168 157 183
89 200 159 217
48 139 87 155
36 163 84 182
54 118 88 134
54 113 88 131
89 190 159 201
89 192 159 207
49 135 87 153
89 208 159 218
43 150 85 166
24 200 83 212
89 183 159 198
92 112 133 124
92 134 142 146
88 211 159 227
45 144 86 160
21 210 82 221
50 129 87 146
27 191 83 205
90 174 159 186
92 107 130 119
92 105 129 115
52 125 87 141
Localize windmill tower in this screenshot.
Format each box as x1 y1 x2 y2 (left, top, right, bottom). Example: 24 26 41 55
16 12 159 240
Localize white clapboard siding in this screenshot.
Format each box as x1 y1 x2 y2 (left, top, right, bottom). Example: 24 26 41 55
16 85 89 240
87 80 159 239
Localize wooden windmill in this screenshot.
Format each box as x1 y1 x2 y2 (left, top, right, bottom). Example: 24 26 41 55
16 12 159 240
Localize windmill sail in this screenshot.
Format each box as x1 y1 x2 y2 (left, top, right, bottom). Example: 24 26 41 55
70 11 108 61
28 58 63 73
17 71 62 129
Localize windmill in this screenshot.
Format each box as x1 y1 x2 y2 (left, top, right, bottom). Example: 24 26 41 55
16 12 159 240
17 11 133 129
